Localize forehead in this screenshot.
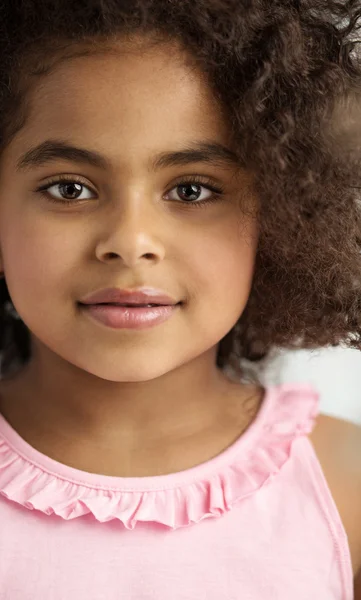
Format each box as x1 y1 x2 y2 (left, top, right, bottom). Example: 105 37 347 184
7 43 233 169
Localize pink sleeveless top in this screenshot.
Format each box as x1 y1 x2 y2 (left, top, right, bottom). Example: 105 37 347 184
0 383 354 599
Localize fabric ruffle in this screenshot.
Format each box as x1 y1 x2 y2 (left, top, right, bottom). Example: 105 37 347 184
0 383 319 530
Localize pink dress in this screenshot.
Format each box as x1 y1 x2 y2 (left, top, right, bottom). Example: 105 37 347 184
0 383 354 599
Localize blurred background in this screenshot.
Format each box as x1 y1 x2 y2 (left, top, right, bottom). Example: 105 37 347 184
262 347 361 425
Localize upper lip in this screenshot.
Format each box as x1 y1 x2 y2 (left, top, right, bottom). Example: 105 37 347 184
79 287 179 306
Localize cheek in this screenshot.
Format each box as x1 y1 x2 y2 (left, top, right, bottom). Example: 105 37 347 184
1 215 77 310
185 217 258 312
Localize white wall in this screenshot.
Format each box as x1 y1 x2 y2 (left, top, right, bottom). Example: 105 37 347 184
262 347 361 425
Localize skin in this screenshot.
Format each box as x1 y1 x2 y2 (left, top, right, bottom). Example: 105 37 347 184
0 36 360 587
0 38 261 475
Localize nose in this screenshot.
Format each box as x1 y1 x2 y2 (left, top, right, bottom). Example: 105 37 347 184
94 197 166 268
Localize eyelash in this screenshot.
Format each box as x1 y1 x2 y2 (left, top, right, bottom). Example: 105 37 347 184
35 175 225 209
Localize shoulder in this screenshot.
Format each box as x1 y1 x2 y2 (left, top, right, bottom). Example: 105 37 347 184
309 413 361 579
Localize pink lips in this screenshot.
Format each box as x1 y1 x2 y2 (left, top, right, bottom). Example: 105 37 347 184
78 287 181 329
79 287 178 306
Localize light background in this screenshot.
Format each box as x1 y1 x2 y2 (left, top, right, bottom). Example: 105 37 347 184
261 347 361 425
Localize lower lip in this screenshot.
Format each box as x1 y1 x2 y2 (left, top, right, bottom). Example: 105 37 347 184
79 303 179 329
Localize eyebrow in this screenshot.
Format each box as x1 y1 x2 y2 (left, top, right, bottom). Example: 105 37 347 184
16 139 241 172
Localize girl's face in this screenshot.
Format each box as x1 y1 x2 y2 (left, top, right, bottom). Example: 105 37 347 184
0 40 259 382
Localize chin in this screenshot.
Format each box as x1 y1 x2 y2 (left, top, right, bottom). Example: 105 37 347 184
79 360 178 383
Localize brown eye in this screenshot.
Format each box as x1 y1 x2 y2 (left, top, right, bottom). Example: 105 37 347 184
177 184 206 202
37 179 96 204
167 182 220 204
49 182 93 201
58 183 84 200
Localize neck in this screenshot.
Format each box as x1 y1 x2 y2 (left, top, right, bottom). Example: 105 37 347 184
0 341 262 476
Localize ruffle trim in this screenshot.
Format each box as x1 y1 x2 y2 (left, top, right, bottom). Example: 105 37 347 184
0 384 319 530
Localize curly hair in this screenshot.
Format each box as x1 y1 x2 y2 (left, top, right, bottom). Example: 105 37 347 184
0 0 361 380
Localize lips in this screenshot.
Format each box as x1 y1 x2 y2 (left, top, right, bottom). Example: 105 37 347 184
99 302 156 305
79 287 179 306
95 303 160 307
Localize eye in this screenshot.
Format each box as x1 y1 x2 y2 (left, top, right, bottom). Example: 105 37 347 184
42 181 95 202
36 174 225 207
168 183 213 203
165 177 224 207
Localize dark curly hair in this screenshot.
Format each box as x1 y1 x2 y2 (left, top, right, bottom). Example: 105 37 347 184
1 0 361 380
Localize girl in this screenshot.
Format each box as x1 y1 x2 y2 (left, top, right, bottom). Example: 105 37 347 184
0 0 360 598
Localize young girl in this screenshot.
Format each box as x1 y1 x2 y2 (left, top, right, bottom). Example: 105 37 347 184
0 0 360 598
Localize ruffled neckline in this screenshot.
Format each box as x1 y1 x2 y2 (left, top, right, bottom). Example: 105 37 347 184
0 383 319 529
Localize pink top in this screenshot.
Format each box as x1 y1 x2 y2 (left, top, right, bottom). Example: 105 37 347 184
0 383 354 599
